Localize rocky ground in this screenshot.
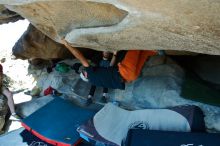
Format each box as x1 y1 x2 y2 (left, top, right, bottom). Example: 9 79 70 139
0 20 32 92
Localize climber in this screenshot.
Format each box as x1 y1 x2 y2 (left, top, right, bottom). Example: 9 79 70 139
0 64 21 121
87 51 117 104
61 38 157 90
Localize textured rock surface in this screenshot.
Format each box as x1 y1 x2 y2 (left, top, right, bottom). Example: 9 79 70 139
0 5 23 24
12 24 73 59
172 55 220 86
0 95 8 132
1 0 220 55
191 55 220 85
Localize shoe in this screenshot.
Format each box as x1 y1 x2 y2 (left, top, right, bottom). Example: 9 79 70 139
101 96 107 103
24 90 31 95
9 114 21 121
86 98 93 106
52 89 62 96
158 50 166 56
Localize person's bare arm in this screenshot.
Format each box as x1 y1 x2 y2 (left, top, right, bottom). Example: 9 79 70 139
110 51 117 66
61 39 89 67
0 74 2 89
0 64 3 88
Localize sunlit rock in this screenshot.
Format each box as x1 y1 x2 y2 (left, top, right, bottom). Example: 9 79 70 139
0 5 23 24
0 95 8 132
1 0 220 54
12 24 73 59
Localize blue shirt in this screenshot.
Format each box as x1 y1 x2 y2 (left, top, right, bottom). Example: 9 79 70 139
85 66 125 90
99 60 110 68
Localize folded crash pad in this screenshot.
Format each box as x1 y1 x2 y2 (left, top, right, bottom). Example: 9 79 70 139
20 129 54 146
0 128 92 146
125 129 220 146
21 130 92 146
22 97 96 146
77 103 205 146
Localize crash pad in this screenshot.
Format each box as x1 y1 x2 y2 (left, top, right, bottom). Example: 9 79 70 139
78 103 205 146
20 129 54 146
125 129 220 146
22 97 96 146
0 128 92 146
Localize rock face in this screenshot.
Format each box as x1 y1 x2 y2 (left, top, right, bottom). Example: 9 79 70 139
12 24 73 59
0 5 23 24
191 55 220 85
0 95 8 132
1 0 220 55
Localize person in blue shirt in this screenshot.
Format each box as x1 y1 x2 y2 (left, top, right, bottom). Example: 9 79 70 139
61 38 158 105
87 51 117 105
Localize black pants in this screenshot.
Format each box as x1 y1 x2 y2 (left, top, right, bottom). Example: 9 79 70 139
89 85 108 96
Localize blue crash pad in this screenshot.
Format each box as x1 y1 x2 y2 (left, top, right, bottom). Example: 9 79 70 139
125 129 220 146
22 97 96 146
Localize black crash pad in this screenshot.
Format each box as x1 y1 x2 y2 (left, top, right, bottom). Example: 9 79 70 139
125 129 220 146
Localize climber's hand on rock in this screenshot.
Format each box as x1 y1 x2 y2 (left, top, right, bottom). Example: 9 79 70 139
61 37 69 46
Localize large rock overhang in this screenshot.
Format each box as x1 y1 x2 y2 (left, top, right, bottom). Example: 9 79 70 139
0 5 23 24
1 0 220 55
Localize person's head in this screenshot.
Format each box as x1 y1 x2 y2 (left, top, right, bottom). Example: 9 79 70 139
72 63 83 74
80 70 89 82
102 51 111 59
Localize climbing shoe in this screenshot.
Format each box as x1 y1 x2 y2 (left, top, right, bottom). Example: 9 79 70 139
9 114 21 121
101 96 108 103
86 98 93 106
